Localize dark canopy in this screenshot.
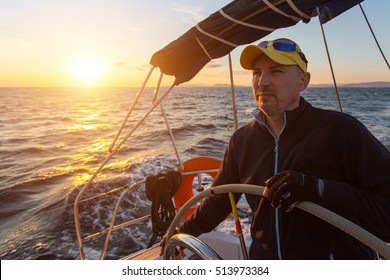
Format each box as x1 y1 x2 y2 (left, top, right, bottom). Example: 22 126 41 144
150 0 363 85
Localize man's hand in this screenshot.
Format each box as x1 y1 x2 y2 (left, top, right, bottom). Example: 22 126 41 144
159 234 167 256
159 228 180 256
265 171 322 212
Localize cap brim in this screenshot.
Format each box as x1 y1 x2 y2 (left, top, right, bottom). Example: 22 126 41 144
240 45 265 70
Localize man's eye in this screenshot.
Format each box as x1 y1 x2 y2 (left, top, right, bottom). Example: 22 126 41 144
253 70 261 76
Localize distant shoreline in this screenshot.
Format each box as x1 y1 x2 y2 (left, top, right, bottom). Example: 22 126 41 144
308 81 390 88
187 81 390 88
1 81 390 88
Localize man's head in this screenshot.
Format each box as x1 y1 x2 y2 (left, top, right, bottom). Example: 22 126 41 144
240 38 310 118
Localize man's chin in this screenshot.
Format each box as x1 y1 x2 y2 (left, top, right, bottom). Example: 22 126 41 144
258 103 275 116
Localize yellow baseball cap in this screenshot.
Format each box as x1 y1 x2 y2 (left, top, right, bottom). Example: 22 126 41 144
240 38 308 72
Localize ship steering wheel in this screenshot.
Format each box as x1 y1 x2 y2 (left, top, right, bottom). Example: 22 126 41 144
163 184 265 260
163 183 390 260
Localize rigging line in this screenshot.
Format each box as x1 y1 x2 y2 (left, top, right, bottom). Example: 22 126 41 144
218 9 275 31
151 71 163 103
108 66 155 152
359 4 390 70
263 0 301 22
316 7 343 113
286 0 311 20
153 72 184 170
160 103 184 170
228 53 238 132
195 24 237 48
209 0 286 44
195 1 301 55
195 36 213 60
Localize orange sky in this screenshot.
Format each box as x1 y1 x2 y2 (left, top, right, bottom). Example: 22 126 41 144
1 1 389 87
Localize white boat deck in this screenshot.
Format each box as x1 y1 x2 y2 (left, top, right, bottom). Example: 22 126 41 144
122 231 248 260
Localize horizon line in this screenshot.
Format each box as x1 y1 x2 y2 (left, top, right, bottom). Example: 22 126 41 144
1 81 390 89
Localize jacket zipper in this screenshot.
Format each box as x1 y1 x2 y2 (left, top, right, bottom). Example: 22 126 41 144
256 112 287 259
274 137 283 260
274 115 286 260
263 112 287 260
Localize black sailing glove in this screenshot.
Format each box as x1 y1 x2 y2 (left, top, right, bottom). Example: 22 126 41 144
265 171 322 212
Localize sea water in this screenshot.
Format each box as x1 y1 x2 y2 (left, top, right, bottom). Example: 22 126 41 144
0 86 389 259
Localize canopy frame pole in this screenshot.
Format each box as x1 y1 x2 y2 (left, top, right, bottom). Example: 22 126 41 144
228 53 238 132
316 7 343 113
359 4 390 70
74 82 176 260
108 65 156 151
153 72 184 170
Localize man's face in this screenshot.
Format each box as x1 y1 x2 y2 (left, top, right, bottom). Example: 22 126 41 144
251 54 310 118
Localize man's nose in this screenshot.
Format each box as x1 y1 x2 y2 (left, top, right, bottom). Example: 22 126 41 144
257 72 270 86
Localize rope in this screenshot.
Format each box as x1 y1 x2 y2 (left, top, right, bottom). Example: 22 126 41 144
316 7 343 112
218 9 275 32
145 171 182 247
263 0 301 22
359 4 390 70
228 53 238 132
195 24 238 48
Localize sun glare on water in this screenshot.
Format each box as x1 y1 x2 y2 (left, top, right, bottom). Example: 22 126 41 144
72 61 104 85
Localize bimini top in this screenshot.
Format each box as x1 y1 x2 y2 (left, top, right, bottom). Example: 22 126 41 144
149 0 363 85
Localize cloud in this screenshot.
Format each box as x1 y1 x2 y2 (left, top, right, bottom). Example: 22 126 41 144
169 3 205 23
115 62 148 71
127 26 145 33
116 61 127 68
136 64 151 71
126 64 151 71
206 61 222 68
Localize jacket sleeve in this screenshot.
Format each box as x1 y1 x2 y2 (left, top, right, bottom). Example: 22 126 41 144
179 136 242 236
320 118 390 242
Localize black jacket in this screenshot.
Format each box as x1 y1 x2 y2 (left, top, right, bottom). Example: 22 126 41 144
179 97 390 259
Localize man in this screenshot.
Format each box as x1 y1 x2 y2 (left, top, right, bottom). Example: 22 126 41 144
171 38 390 259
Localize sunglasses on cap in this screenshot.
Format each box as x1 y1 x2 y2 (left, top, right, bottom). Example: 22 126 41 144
258 38 308 65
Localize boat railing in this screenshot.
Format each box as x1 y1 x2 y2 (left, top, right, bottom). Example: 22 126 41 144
75 167 225 259
100 180 145 260
73 179 146 259
83 214 152 241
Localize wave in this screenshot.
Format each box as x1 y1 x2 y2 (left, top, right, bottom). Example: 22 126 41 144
0 146 48 156
171 123 218 134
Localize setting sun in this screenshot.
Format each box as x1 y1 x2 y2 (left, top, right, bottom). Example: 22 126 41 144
72 61 104 85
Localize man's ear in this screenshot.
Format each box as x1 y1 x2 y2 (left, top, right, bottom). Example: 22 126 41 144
299 71 311 91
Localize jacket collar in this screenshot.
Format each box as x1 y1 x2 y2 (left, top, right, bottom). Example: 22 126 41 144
255 97 311 128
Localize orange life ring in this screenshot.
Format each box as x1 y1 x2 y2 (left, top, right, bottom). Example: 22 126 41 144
173 156 222 218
